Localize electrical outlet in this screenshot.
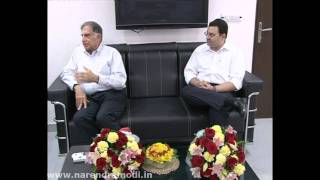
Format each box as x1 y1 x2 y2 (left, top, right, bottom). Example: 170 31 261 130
220 16 242 22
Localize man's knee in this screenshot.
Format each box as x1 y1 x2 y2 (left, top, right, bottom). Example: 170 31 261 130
72 112 85 126
96 112 122 129
182 86 194 97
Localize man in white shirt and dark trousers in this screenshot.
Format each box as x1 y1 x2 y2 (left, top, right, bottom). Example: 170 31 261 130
182 19 246 127
60 21 127 144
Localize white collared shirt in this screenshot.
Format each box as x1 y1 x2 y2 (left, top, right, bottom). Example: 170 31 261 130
60 43 127 95
184 42 245 90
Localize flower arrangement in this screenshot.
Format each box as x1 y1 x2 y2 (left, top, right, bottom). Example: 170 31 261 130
86 128 145 179
142 142 180 175
186 125 246 180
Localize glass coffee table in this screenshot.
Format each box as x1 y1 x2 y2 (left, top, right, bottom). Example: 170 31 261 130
58 145 259 180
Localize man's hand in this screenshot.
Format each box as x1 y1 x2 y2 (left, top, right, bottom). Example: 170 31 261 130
190 78 217 91
75 67 99 83
202 81 216 91
190 78 206 88
74 85 88 110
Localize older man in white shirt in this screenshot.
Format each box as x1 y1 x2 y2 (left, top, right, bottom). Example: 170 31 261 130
60 21 127 143
182 19 245 126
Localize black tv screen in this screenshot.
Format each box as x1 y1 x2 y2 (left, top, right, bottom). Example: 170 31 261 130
115 0 208 30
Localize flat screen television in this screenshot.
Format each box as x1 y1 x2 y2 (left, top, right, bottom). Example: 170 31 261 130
115 0 208 30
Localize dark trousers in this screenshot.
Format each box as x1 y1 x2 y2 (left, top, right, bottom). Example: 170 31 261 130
181 86 234 126
72 88 127 144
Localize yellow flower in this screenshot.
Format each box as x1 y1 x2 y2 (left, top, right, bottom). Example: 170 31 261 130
97 141 109 153
212 125 222 133
219 145 231 157
146 143 174 163
127 136 135 142
234 164 246 176
127 141 139 151
107 132 119 143
214 132 225 142
100 151 111 163
112 167 122 176
100 151 108 158
188 143 197 154
215 153 226 165
151 143 168 152
203 151 215 162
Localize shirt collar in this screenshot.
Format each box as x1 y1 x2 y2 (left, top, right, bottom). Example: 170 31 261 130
205 41 231 53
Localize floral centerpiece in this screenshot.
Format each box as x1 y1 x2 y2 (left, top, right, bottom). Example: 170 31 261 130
142 142 180 175
86 128 145 179
186 125 246 180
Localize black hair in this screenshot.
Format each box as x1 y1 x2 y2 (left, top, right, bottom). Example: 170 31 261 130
209 19 228 37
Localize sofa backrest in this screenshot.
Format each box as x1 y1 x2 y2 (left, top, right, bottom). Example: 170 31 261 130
109 42 206 98
127 42 178 98
107 44 129 95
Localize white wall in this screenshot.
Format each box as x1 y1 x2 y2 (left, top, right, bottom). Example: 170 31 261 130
48 0 257 123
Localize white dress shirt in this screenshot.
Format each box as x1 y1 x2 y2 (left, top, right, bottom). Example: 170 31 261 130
60 43 127 95
184 42 245 90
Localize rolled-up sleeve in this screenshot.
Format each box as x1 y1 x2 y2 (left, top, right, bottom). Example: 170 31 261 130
97 50 127 90
229 50 245 90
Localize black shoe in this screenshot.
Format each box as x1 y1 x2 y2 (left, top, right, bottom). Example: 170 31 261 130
233 97 247 117
222 97 247 116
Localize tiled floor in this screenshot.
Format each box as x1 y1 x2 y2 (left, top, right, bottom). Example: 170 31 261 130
47 118 272 180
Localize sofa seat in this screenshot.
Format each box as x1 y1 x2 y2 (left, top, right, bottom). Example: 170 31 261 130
119 97 207 143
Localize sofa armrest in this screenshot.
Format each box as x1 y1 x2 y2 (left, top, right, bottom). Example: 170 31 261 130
48 75 77 154
48 75 70 101
48 75 76 123
242 71 263 97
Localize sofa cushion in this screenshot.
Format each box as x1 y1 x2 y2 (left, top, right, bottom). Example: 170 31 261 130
127 43 179 98
119 97 207 142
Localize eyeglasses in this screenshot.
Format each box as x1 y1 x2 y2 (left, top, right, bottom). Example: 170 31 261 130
204 31 220 38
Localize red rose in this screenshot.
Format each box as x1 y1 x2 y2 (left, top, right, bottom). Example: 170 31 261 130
123 167 131 175
135 153 145 164
112 154 121 168
201 164 212 177
191 155 204 167
96 157 106 172
237 148 245 163
89 143 96 152
115 141 125 149
210 174 219 180
94 136 103 144
205 141 218 155
115 131 128 149
205 128 215 139
198 137 210 147
226 157 238 170
100 128 110 138
225 132 237 145
107 149 115 157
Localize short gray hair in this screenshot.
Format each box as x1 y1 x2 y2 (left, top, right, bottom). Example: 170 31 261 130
81 21 103 36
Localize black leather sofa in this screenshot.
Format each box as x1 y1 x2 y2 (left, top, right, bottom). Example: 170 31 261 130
48 42 263 154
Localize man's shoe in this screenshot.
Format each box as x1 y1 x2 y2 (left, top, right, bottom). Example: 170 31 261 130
233 97 247 117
